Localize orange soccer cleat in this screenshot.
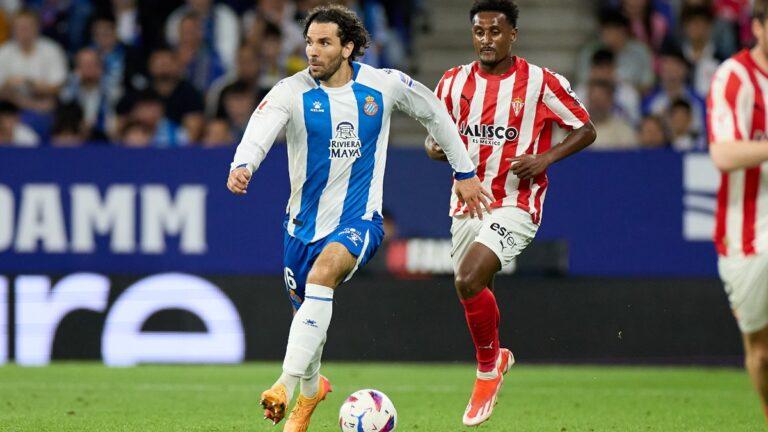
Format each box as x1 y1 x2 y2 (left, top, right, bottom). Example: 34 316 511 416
462 348 515 427
283 376 333 432
261 383 289 425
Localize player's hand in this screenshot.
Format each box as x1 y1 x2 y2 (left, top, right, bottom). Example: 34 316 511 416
508 154 552 180
227 167 252 195
454 176 494 220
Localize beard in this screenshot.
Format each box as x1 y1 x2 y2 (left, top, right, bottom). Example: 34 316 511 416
309 54 345 82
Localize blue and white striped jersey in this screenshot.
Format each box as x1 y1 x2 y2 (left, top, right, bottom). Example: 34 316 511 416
232 62 475 244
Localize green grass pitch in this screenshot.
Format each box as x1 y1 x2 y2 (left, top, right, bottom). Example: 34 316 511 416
0 362 763 431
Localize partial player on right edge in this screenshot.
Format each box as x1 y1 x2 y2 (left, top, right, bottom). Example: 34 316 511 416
424 0 596 426
709 0 768 423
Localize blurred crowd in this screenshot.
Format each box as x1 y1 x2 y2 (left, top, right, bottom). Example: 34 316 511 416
0 0 418 148
580 0 751 152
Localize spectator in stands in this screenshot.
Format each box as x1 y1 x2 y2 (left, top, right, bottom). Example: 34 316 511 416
585 79 639 150
642 46 706 132
576 48 641 126
0 100 38 146
258 21 288 90
679 0 739 59
112 0 141 47
174 12 227 94
295 0 325 22
242 0 304 64
680 4 723 96
620 0 671 52
92 15 125 93
128 89 189 148
220 80 256 141
50 102 88 146
667 98 703 151
91 14 145 96
206 44 263 117
0 10 67 116
577 9 655 92
119 119 152 148
341 0 407 68
201 117 234 147
639 114 669 148
31 0 92 54
117 48 205 142
165 0 239 69
60 48 114 140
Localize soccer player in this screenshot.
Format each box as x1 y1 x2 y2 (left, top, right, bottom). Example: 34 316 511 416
425 0 596 426
709 0 768 422
227 5 492 431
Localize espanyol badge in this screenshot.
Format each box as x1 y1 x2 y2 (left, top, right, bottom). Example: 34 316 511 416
363 95 379 116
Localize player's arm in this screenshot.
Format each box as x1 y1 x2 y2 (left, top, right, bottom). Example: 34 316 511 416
228 81 291 195
510 70 596 180
708 68 764 172
424 135 448 161
710 141 768 172
392 71 494 218
423 70 454 162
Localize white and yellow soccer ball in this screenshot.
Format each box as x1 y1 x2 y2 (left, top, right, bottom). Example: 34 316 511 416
338 389 397 432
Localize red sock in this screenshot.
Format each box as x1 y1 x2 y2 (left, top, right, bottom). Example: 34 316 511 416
460 288 500 373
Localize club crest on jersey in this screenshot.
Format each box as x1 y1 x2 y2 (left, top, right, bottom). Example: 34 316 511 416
363 95 379 116
338 227 363 247
329 121 362 159
311 100 325 113
459 121 519 147
511 97 524 117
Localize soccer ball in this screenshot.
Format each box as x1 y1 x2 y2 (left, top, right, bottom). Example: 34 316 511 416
338 389 397 432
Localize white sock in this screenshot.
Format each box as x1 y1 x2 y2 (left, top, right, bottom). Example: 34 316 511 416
275 373 300 402
300 337 326 398
282 284 334 393
476 369 499 380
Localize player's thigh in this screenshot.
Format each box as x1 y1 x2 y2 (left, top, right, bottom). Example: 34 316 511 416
473 206 538 270
451 215 483 273
309 219 384 287
307 242 359 287
719 253 768 335
283 232 320 310
743 325 768 360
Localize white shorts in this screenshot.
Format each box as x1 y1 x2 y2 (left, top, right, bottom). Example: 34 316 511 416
718 253 768 334
450 206 538 272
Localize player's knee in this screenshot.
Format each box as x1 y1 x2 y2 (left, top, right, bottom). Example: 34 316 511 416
747 341 768 373
454 271 482 299
307 265 342 288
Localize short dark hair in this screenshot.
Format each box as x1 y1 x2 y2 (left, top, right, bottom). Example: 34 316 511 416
681 5 713 24
755 0 768 22
591 48 615 66
670 98 692 113
52 102 84 135
302 4 371 61
659 44 691 69
469 0 519 27
221 80 253 101
0 100 19 115
599 8 630 29
264 20 282 39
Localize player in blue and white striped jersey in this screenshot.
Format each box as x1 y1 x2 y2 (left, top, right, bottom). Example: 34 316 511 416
227 5 492 430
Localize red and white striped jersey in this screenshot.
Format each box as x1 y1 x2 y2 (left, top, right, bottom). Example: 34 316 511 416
434 57 590 224
708 49 768 257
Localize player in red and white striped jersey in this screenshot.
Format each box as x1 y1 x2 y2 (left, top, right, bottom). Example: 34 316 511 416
425 0 596 426
709 0 768 421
